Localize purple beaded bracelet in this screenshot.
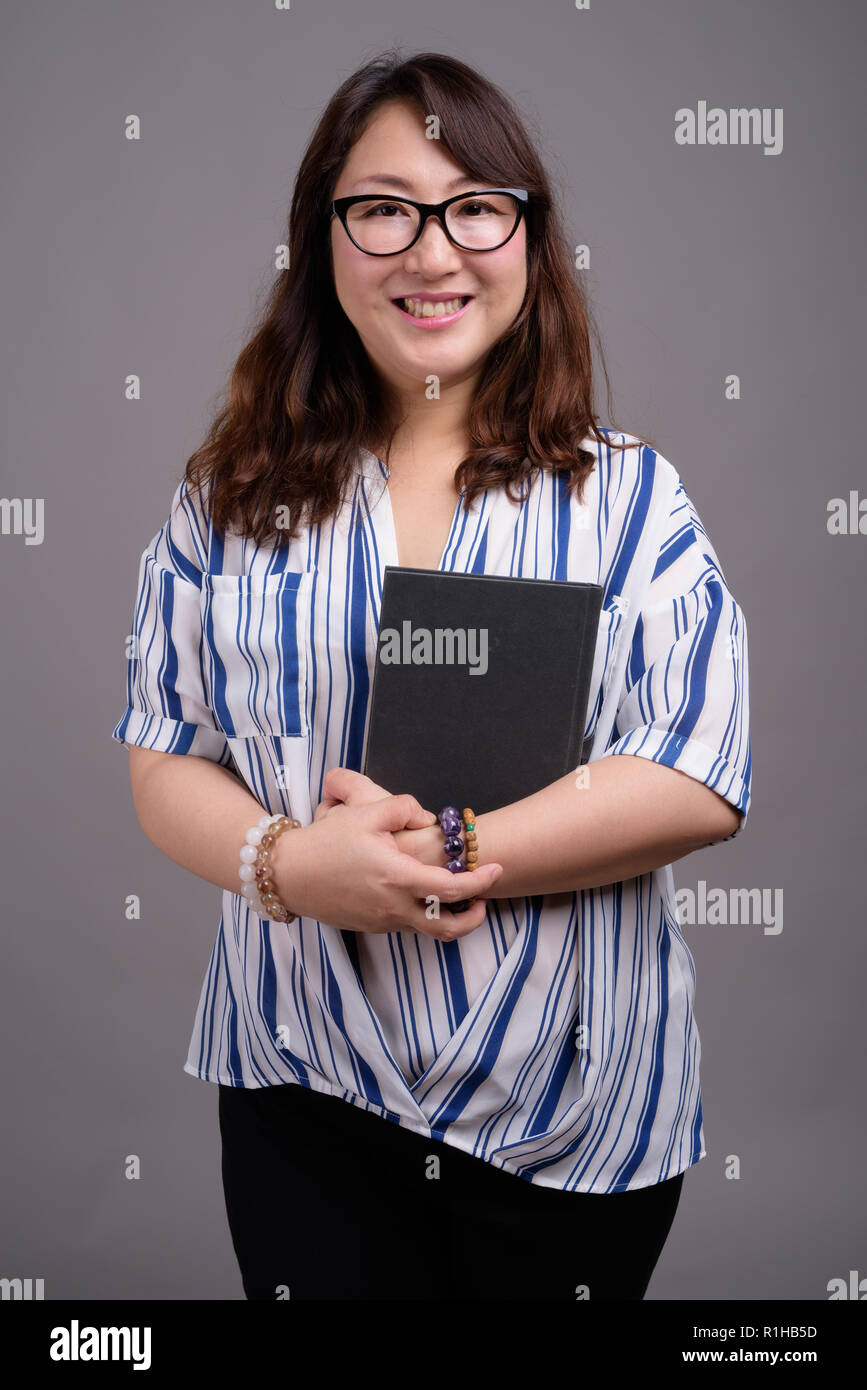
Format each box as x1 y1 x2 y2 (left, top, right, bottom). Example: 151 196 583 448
437 804 476 915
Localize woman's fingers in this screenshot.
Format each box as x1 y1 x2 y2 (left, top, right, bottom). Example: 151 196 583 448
314 768 392 818
410 894 493 940
391 853 503 910
360 792 440 834
321 766 390 805
316 770 438 830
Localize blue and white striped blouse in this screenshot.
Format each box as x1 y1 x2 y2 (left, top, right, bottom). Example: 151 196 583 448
112 431 751 1193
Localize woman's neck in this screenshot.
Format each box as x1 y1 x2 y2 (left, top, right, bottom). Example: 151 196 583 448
368 379 477 483
374 439 471 494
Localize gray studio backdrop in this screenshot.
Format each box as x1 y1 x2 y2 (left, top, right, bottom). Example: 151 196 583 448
1 0 864 1300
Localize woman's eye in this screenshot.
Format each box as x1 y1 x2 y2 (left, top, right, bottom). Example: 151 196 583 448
365 203 407 218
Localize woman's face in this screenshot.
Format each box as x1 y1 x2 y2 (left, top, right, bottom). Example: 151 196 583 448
330 99 528 401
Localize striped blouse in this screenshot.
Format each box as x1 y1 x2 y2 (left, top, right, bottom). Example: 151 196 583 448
111 431 751 1193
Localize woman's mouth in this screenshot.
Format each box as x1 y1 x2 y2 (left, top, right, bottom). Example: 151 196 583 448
391 295 473 326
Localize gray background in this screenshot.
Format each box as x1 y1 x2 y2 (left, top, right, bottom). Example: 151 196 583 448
1 0 864 1300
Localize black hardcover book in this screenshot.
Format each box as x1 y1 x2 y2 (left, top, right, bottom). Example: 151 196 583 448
361 567 603 815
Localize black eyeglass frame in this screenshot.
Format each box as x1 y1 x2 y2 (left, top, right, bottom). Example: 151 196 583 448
330 188 530 256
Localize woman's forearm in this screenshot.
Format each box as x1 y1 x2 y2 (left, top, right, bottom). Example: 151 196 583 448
479 755 741 896
398 754 742 899
127 747 740 912
128 749 297 898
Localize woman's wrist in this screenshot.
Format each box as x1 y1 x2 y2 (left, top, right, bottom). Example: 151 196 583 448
267 821 310 918
394 815 492 876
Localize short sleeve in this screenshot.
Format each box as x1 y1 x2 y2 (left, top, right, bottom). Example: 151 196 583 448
111 478 232 764
606 476 751 842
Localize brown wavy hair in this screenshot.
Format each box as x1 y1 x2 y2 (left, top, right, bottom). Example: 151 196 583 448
184 48 655 547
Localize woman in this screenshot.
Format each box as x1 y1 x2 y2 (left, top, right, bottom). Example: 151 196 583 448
112 50 751 1301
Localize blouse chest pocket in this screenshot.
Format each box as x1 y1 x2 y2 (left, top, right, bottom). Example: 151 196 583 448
582 595 629 750
199 570 313 739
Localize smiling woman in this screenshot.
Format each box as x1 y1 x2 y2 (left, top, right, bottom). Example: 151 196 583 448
113 47 751 1303
180 50 639 542
328 102 532 494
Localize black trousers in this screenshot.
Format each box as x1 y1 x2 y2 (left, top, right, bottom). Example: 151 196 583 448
218 1080 684 1301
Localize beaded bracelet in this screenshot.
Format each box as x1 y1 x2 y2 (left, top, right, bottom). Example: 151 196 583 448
437 804 479 915
237 812 302 922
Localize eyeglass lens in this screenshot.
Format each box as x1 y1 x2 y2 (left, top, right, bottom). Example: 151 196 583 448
345 193 520 253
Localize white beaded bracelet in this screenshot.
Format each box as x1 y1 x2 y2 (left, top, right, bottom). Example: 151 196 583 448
238 812 300 922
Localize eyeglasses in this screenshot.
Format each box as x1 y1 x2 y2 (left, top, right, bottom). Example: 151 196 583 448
331 188 529 256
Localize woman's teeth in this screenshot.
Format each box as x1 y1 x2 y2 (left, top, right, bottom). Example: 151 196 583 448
399 296 467 318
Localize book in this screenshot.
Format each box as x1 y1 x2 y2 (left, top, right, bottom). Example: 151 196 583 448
361 567 603 815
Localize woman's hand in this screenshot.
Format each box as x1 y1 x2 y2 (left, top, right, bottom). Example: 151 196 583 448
275 768 503 939
314 767 440 865
312 767 400 820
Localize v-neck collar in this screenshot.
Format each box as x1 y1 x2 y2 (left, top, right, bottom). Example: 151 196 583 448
357 445 476 574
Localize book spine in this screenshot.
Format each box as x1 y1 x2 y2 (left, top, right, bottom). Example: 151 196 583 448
565 599 592 774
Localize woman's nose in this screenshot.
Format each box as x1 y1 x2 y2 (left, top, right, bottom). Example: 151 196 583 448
401 217 464 274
